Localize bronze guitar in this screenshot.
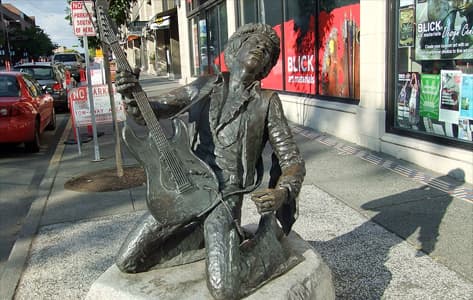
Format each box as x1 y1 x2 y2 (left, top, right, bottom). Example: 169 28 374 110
94 0 220 226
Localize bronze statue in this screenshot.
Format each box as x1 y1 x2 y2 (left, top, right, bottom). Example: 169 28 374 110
115 23 306 299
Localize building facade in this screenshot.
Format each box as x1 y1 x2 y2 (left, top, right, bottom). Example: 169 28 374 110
0 3 35 65
122 0 180 78
130 0 473 184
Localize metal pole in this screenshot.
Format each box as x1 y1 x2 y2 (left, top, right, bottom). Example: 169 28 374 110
0 2 11 66
83 35 102 161
75 126 82 155
102 43 124 177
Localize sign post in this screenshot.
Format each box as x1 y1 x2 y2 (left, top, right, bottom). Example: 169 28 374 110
71 0 101 161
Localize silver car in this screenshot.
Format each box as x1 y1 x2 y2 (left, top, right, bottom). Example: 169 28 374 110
14 62 70 111
52 52 85 82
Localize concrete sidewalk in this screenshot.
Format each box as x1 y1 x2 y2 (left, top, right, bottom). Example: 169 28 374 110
1 74 472 299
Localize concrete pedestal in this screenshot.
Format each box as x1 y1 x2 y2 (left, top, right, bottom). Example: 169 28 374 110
86 232 335 300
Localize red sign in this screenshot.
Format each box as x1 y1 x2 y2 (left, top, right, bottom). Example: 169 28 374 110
69 85 126 126
71 1 96 37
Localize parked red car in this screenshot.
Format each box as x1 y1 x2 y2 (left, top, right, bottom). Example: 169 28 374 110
0 71 56 152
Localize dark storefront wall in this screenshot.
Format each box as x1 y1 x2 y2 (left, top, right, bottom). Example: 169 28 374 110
388 0 473 149
150 9 181 78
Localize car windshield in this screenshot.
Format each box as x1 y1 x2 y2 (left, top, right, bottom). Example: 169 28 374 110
0 75 20 97
54 54 76 62
14 66 53 80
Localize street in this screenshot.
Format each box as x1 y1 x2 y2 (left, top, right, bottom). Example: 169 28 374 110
0 75 179 278
0 112 69 275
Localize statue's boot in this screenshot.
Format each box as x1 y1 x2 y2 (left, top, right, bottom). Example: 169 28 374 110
239 213 299 296
116 212 204 273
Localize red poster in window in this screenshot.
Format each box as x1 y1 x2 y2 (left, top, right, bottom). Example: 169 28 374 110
318 4 360 99
261 25 284 91
218 25 284 90
283 16 317 94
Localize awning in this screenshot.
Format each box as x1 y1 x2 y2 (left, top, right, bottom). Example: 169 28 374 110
147 8 177 31
127 35 140 41
149 16 170 30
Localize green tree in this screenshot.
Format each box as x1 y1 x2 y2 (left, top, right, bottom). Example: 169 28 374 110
8 26 57 61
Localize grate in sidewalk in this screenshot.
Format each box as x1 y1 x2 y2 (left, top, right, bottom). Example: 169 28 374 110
291 125 473 203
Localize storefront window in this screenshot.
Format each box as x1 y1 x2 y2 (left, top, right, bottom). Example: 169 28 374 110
239 0 257 24
163 0 176 10
261 0 284 90
188 1 227 75
189 16 201 76
207 2 227 74
187 0 198 12
238 0 360 100
318 0 360 99
284 0 316 94
392 0 473 145
187 0 211 12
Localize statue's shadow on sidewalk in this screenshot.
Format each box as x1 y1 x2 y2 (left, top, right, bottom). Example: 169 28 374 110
309 169 464 299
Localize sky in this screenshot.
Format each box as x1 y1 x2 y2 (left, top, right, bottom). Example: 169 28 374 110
5 0 84 51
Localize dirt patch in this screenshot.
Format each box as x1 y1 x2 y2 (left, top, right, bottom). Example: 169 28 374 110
64 166 146 192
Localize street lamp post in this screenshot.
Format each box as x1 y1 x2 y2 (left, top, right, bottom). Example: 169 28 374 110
4 20 11 65
2 19 21 68
0 0 8 69
0 0 21 69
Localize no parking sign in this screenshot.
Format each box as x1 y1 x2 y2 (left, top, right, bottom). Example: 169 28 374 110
71 1 96 37
69 85 126 127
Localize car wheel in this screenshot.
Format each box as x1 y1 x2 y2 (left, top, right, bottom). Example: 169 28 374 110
25 120 41 153
46 108 57 130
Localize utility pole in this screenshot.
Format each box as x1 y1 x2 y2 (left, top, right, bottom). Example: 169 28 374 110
0 0 16 69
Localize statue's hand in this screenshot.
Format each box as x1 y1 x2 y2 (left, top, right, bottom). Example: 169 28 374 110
251 188 288 215
115 67 145 124
115 67 140 100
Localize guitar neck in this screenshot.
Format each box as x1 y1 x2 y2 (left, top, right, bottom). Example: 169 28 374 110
95 0 193 193
109 41 169 149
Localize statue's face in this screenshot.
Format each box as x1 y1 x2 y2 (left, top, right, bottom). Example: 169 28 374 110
233 35 272 85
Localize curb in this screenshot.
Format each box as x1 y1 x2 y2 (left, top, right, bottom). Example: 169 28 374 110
0 118 72 300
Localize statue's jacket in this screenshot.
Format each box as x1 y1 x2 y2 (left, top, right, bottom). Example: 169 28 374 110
130 72 305 233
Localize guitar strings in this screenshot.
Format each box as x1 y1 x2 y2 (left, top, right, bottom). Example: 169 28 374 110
106 23 192 192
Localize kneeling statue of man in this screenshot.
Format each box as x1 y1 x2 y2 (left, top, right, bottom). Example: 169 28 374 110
115 23 306 299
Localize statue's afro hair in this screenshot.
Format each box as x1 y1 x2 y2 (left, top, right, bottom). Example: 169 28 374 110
224 23 280 79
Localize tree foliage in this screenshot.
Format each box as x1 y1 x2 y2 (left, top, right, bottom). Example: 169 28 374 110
2 26 57 61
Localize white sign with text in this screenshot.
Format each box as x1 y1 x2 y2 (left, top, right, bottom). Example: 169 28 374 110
71 1 96 37
69 85 126 126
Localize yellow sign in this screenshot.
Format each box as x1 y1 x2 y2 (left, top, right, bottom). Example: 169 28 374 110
96 48 103 58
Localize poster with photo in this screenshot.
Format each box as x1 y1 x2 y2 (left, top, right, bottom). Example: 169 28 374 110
460 74 473 119
397 72 421 127
261 24 284 91
439 70 462 123
419 73 440 120
399 6 415 48
318 1 360 99
415 0 473 60
458 118 473 140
